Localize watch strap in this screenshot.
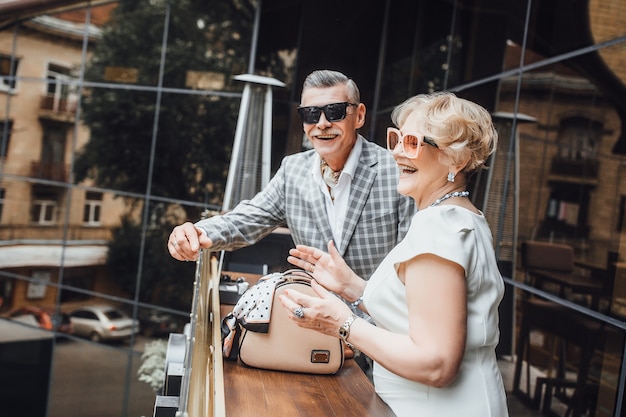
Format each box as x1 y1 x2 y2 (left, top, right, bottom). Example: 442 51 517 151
339 313 357 347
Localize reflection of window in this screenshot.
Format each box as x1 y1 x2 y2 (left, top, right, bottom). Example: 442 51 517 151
0 120 11 158
551 117 602 178
46 63 76 112
27 271 51 299
546 198 579 226
36 124 68 181
83 191 103 226
557 117 601 161
32 191 58 225
0 54 19 91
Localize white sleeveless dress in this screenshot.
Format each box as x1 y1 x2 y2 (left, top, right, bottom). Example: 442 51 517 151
362 205 509 417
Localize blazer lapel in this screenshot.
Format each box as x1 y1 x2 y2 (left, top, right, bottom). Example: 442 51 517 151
337 142 378 253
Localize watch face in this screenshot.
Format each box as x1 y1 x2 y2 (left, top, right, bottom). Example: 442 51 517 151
339 327 348 338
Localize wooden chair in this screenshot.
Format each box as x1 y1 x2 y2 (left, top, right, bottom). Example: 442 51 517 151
514 241 606 416
521 241 604 308
574 251 619 314
513 298 602 416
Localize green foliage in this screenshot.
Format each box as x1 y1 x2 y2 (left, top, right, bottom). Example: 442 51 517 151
75 0 256 206
107 214 196 310
137 339 167 391
75 0 256 309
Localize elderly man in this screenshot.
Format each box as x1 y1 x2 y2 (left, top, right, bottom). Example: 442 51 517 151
168 69 415 282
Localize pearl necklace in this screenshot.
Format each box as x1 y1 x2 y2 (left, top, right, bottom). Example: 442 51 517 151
430 190 470 207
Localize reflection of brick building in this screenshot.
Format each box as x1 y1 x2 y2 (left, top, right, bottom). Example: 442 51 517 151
0 5 125 312
495 27 626 414
497 42 624 265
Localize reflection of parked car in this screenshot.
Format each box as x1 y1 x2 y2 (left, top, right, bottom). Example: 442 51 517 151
8 306 74 335
68 305 140 343
138 309 184 337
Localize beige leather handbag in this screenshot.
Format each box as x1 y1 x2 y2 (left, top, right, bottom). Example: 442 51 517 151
222 269 344 375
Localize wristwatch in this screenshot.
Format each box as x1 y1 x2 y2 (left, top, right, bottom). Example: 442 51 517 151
339 313 357 347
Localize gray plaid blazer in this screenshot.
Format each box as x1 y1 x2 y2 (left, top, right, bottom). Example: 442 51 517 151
196 136 416 279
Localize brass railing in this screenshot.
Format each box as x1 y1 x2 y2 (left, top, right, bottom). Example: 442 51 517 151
154 250 225 417
182 250 226 417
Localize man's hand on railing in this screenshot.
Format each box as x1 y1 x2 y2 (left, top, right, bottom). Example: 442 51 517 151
168 221 213 262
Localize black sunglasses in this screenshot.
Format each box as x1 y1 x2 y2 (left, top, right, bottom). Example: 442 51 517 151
297 102 357 124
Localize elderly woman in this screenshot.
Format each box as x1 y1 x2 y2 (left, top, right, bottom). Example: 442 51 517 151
280 92 509 417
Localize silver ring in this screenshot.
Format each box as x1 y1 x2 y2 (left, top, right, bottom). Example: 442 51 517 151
309 263 315 273
294 306 305 319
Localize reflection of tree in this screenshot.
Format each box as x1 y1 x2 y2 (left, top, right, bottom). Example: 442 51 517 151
107 214 195 311
76 0 256 207
74 0 255 308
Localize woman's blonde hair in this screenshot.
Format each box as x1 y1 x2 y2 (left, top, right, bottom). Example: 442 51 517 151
391 92 498 174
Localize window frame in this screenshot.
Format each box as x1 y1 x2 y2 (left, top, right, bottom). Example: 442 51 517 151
83 191 103 226
0 53 20 92
32 199 58 225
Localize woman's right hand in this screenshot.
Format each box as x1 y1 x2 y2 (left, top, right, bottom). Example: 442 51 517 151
287 241 363 300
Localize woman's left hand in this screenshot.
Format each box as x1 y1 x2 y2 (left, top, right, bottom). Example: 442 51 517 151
288 241 359 297
278 280 352 338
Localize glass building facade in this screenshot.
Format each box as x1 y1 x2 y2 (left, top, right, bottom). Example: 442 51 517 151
1 0 625 416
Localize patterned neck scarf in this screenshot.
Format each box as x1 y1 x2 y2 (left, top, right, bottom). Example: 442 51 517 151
321 159 341 201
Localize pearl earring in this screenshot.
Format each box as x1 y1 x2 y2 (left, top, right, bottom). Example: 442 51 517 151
447 172 455 182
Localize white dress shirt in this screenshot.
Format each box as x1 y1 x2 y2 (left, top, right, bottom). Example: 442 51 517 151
312 137 363 245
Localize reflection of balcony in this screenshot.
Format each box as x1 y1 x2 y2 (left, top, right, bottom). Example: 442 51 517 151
30 161 69 182
0 225 113 241
550 157 599 178
39 95 77 122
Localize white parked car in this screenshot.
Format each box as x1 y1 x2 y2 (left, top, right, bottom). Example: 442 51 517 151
68 304 140 343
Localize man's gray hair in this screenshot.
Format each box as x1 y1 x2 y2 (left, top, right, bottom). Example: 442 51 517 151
302 70 360 104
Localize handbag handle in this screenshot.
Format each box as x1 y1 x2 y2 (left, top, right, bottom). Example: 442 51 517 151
278 269 314 286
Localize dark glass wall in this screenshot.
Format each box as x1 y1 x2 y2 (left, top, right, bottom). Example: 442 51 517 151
1 0 625 416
